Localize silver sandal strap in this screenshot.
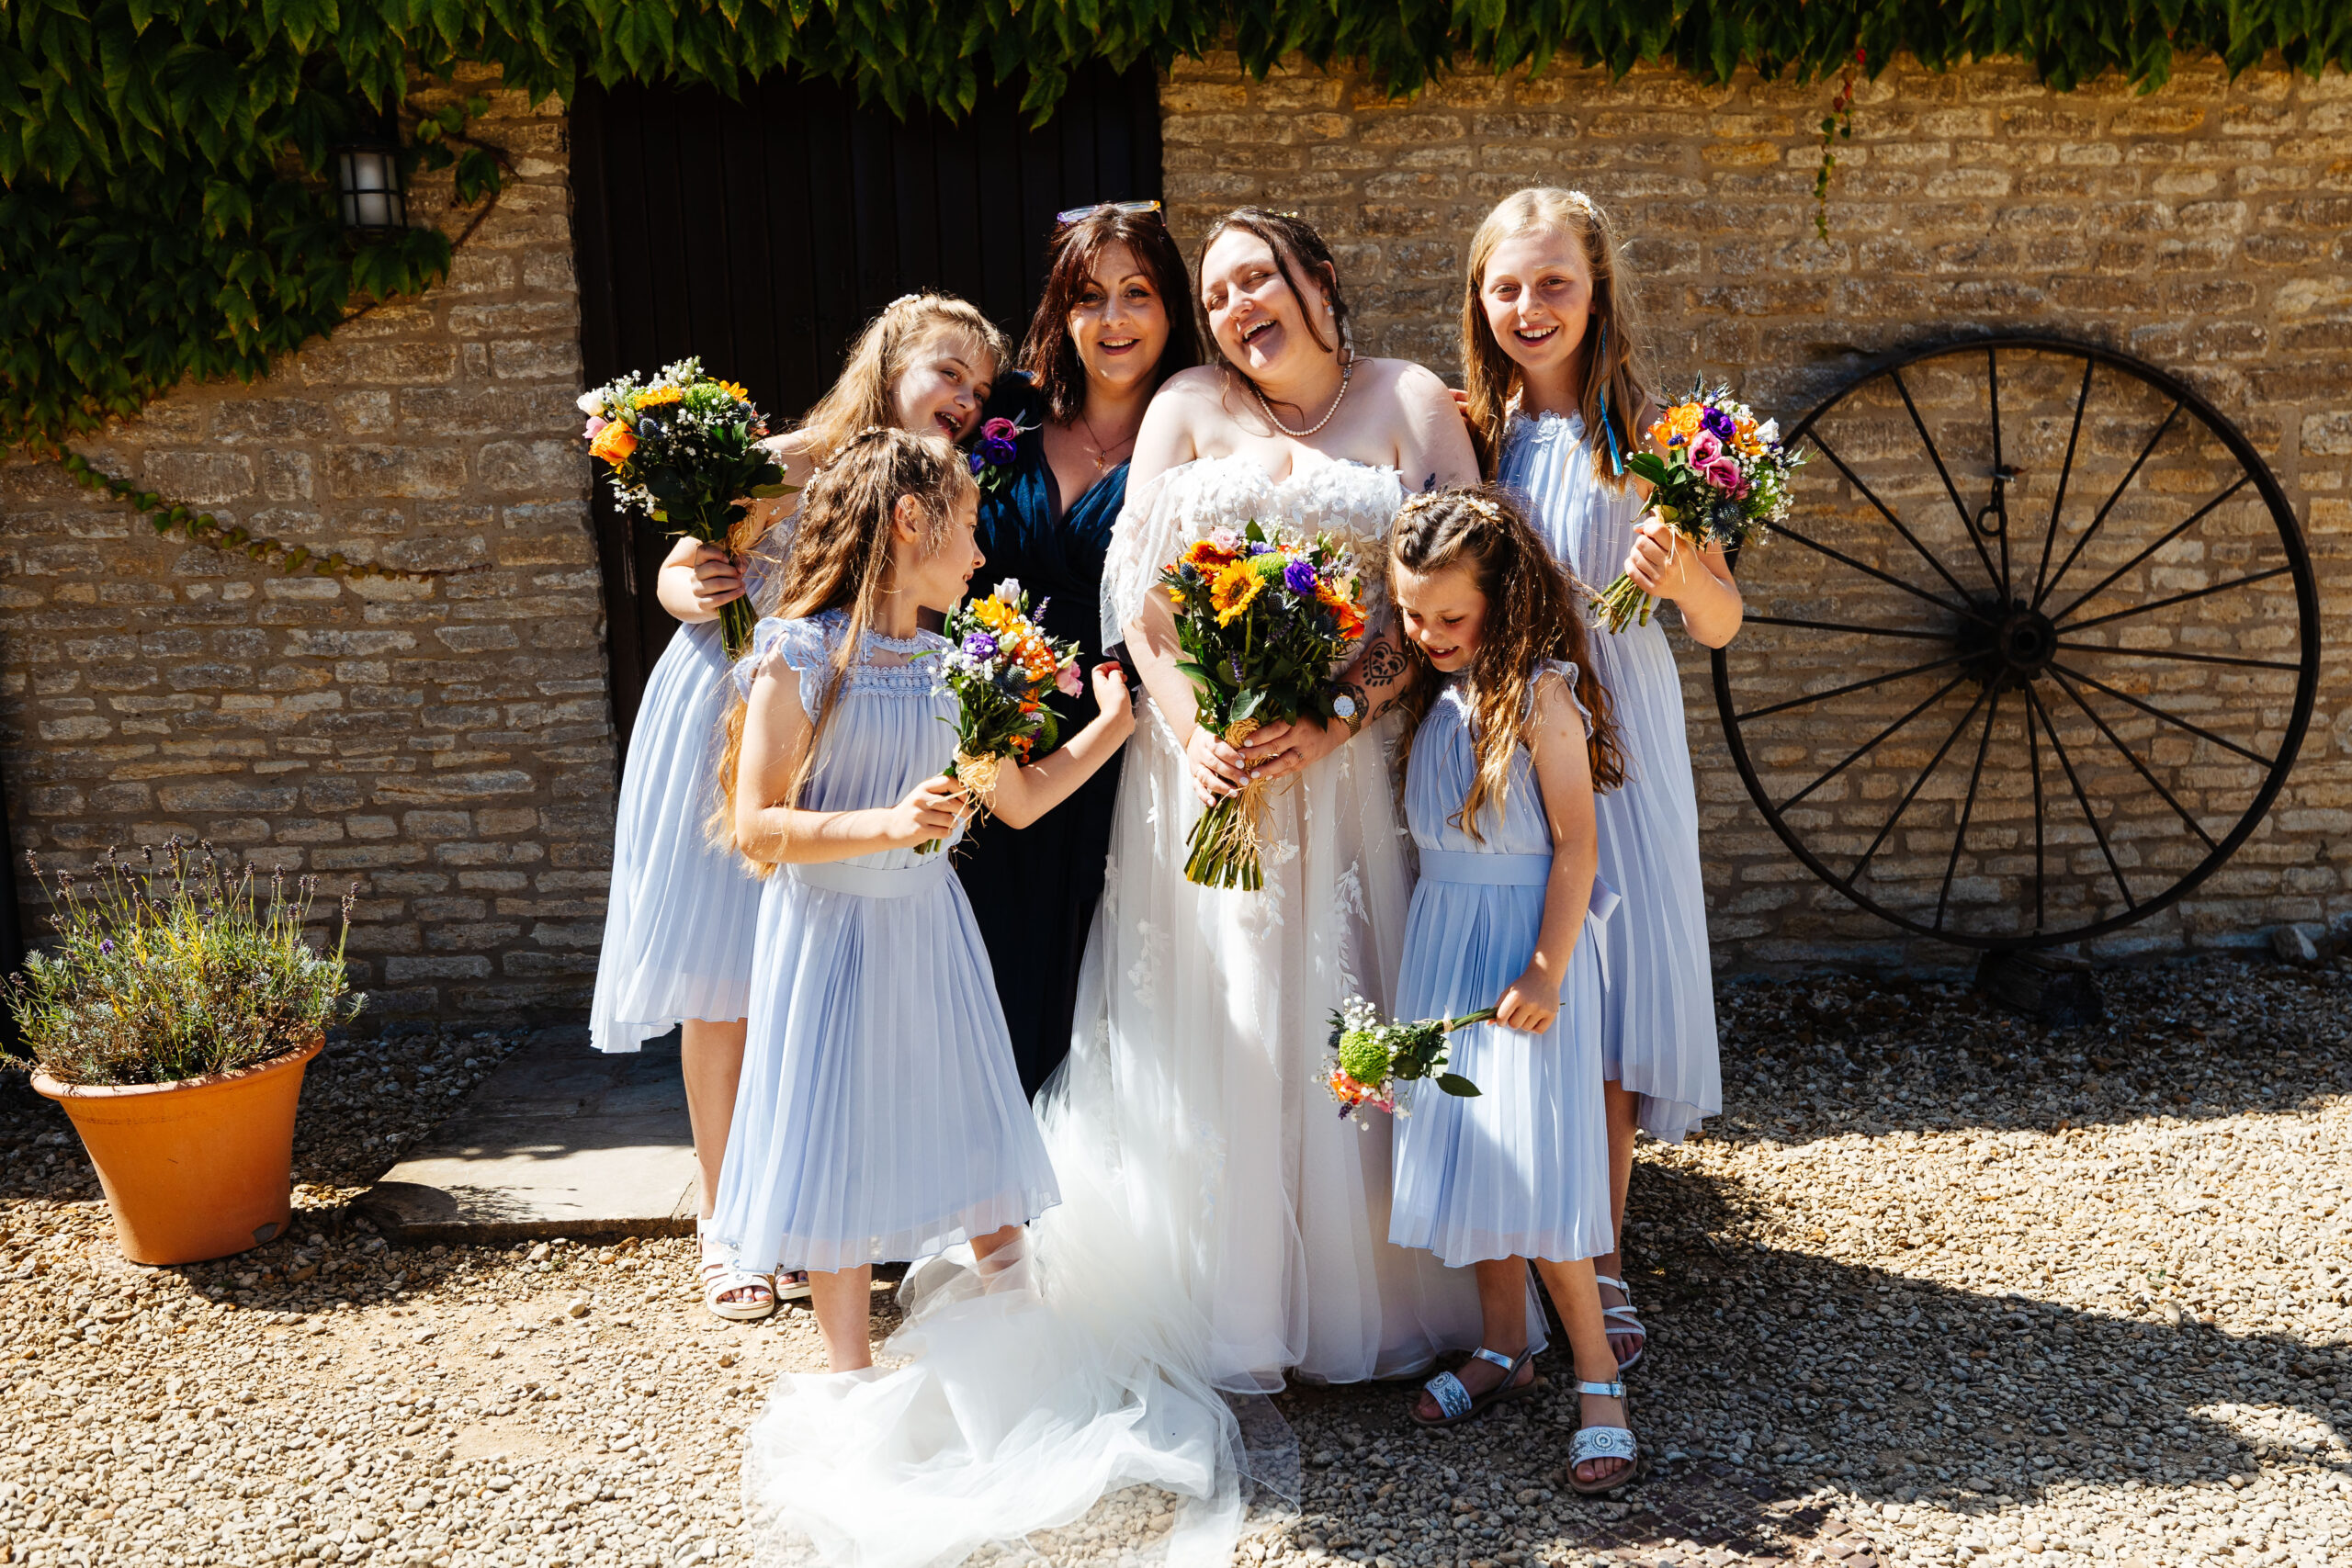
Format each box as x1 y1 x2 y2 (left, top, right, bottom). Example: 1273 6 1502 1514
1571 1426 1637 1464
1575 1379 1625 1400
1472 1347 1521 1372
1424 1371 1473 1420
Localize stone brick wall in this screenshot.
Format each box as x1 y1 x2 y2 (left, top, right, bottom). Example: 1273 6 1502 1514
0 69 610 1028
1162 53 2351 971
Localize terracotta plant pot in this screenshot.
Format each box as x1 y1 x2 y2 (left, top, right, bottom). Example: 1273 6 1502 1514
32 1034 322 1266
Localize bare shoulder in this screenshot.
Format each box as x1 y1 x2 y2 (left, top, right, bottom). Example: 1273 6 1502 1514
1361 357 1453 409
756 429 823 489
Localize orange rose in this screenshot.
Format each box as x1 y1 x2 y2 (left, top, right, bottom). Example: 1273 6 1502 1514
589 423 637 467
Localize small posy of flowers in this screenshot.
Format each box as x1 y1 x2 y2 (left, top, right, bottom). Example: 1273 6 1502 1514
967 415 1033 497
917 578 1084 854
1597 381 1800 634
576 357 789 657
1159 523 1369 890
1325 995 1490 1123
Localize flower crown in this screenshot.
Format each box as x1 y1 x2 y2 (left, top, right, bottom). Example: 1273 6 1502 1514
1397 489 1513 530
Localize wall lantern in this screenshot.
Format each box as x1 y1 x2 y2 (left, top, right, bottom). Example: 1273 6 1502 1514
334 112 406 236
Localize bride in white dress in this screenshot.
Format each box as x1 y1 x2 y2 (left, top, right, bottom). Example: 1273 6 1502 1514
737 209 1488 1568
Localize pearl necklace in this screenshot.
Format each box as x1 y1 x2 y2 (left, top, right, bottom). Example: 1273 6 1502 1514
1252 352 1356 439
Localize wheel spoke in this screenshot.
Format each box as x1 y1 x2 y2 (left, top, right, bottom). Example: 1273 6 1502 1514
2047 669 2220 852
1736 653 1973 724
1804 430 1983 606
1772 519 1995 626
1892 365 2005 593
2032 399 2184 613
1849 680 1996 885
2024 683 2136 911
2062 565 2293 635
1987 346 2012 601
1934 682 2003 931
2053 639 2301 673
1744 613 1951 642
2048 474 2255 625
2046 660 2275 767
2027 687 2046 932
2030 356 2096 607
1780 668 1979 810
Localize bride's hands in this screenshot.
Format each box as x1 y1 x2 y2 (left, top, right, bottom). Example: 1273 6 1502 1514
1184 726 1250 807
1237 716 1340 786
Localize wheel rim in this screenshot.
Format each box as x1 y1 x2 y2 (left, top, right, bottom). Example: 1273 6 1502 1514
1710 333 2322 951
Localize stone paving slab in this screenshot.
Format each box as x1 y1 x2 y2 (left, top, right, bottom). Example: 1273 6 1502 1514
356 1030 698 1243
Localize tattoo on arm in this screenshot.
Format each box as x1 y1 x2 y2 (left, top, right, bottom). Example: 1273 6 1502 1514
1370 691 1408 724
1363 637 1408 687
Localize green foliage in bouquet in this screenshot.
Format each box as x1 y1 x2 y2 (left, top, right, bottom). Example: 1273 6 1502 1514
1326 995 1491 1122
4 840 364 1089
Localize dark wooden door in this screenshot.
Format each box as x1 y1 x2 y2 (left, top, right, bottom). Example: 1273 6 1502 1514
571 64 1163 746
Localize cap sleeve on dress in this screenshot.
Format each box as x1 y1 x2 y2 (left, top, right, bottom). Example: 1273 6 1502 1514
1532 658 1595 738
734 612 839 719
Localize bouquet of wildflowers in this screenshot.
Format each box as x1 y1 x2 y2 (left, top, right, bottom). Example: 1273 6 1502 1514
918 578 1083 854
1325 995 1488 1122
1159 523 1369 890
1596 382 1800 634
577 356 790 658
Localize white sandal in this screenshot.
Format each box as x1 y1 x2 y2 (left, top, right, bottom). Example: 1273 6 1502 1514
1596 1274 1647 1371
1566 1378 1638 1495
698 1230 776 1322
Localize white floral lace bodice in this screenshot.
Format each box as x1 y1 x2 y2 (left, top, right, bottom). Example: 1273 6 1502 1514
1101 454 1408 643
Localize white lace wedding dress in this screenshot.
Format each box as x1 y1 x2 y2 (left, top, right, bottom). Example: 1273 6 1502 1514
738 456 1498 1568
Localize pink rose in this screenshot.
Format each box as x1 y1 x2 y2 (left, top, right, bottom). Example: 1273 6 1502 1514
1057 660 1084 697
1209 526 1243 553
582 415 609 441
1702 457 1745 492
1686 431 1723 466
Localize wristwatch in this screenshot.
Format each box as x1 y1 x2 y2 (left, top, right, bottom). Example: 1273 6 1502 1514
1332 693 1363 737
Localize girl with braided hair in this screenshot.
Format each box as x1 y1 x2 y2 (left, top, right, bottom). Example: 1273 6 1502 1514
590 292 1007 1324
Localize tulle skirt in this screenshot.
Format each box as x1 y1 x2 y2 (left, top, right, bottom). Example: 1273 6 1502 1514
589 620 764 1052
1389 880 1613 1269
710 859 1058 1275
1589 620 1722 1143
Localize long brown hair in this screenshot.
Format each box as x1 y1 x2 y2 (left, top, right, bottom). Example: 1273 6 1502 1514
712 429 978 870
1021 207 1200 422
1460 188 1652 485
1193 208 1351 400
1388 485 1625 844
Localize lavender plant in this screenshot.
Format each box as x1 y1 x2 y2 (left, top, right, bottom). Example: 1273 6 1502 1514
4 840 362 1088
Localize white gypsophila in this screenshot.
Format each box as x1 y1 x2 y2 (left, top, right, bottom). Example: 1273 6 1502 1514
1337 995 1382 1034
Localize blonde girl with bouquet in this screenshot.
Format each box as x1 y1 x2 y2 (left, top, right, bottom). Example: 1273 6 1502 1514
589 294 1008 1322
709 427 1132 1380
1384 485 1637 1493
1462 187 1741 1369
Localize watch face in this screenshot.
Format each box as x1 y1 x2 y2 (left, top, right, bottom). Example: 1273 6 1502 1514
1333 695 1358 718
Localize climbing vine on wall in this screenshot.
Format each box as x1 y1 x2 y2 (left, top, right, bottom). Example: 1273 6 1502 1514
3 0 2348 454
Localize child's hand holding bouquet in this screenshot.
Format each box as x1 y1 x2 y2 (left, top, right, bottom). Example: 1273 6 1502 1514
579 356 791 657
920 579 1084 854
1597 382 1799 634
1325 995 1489 1122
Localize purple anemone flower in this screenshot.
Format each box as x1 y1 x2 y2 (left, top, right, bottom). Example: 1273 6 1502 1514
1700 404 1736 441
962 631 1000 660
1283 558 1318 596
1247 540 1273 556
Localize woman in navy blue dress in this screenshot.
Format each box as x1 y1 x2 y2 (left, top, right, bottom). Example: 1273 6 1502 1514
959 202 1199 1095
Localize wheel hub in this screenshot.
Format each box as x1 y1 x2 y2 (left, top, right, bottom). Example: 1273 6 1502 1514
1960 598 2058 684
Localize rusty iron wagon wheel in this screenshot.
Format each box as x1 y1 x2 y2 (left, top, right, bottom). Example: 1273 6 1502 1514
1710 334 2321 951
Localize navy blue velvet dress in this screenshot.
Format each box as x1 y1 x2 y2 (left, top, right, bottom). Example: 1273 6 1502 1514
957 372 1128 1096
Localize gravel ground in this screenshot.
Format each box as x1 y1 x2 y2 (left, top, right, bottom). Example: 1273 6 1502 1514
3 955 2348 1568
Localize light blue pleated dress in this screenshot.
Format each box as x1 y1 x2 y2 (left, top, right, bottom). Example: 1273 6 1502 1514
710 611 1061 1275
589 558 775 1053
1389 664 1615 1269
1499 411 1722 1144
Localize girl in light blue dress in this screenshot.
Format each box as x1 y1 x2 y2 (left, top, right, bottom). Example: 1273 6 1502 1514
708 427 1136 1375
1464 187 1743 1369
1385 486 1638 1494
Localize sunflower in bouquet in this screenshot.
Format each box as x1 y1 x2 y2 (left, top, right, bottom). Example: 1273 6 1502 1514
918 579 1084 854
578 356 792 657
1158 524 1368 890
1594 381 1800 635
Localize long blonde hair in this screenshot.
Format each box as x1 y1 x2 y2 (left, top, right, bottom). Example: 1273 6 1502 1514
1389 486 1624 845
738 293 1006 558
1460 188 1652 485
713 429 978 870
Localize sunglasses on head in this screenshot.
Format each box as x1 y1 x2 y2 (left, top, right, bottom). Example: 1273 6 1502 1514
1054 199 1164 227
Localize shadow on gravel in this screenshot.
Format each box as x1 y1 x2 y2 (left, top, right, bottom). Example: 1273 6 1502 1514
1271 1158 2345 1567
1714 957 2352 1145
